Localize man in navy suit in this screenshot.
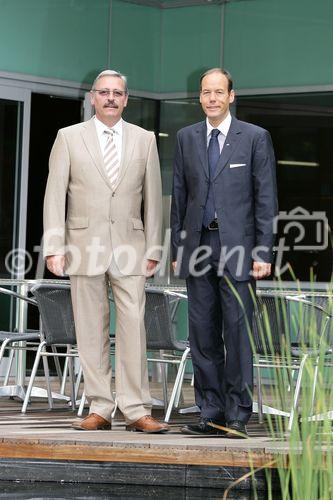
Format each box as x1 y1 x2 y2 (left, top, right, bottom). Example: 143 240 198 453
171 68 278 437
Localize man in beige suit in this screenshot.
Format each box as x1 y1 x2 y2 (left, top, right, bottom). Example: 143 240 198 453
43 70 168 433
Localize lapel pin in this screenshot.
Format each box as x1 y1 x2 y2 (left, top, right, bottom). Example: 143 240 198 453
226 143 230 146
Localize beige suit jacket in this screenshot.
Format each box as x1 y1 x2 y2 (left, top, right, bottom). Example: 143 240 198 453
43 118 162 276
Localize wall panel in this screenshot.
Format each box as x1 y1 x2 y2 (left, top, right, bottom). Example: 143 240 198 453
110 0 161 92
160 6 221 93
0 0 109 84
223 0 333 90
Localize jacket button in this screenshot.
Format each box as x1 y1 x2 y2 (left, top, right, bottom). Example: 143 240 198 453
112 192 115 197
111 220 115 224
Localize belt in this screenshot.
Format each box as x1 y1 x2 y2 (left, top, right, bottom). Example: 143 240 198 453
206 219 219 231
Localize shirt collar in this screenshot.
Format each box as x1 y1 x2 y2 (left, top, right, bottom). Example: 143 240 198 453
94 115 123 137
206 112 232 138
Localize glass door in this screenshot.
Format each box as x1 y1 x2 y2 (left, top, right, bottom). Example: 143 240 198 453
0 86 30 280
0 87 30 379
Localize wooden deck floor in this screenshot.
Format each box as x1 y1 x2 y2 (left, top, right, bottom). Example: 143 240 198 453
0 378 289 470
0 381 294 492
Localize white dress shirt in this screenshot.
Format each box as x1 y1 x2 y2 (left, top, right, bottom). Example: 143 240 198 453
94 115 123 162
206 112 232 152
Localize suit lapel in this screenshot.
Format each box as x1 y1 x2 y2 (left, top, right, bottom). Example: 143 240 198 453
214 117 242 179
81 118 112 188
115 121 137 188
194 121 209 179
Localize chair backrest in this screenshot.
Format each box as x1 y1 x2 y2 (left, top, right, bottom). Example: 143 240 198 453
252 294 289 356
31 285 76 346
144 289 185 351
288 296 331 350
303 295 333 346
252 293 331 356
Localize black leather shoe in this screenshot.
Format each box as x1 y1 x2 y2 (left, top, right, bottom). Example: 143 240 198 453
225 420 248 439
181 419 226 436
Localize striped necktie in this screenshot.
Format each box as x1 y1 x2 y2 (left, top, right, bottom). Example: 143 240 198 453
103 129 119 187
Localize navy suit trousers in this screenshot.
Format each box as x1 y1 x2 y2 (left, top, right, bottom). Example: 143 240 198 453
186 229 255 424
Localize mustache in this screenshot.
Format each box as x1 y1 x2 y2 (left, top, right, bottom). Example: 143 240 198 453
104 101 118 108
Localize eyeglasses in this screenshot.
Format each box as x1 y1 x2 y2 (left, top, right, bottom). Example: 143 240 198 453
91 89 127 98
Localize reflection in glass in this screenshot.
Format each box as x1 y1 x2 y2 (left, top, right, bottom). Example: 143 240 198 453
236 93 333 281
123 96 158 133
159 99 203 194
0 99 21 277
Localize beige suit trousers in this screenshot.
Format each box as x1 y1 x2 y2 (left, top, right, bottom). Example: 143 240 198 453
70 270 152 424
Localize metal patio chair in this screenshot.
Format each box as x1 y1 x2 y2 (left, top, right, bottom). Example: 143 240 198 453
78 288 190 422
0 286 40 400
300 294 333 423
252 293 332 430
22 284 78 413
145 288 191 423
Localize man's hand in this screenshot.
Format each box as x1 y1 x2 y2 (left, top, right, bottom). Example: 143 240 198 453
46 255 65 277
252 261 271 280
172 261 177 272
146 259 158 277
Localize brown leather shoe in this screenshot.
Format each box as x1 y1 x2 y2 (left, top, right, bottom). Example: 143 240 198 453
72 413 111 431
126 415 169 434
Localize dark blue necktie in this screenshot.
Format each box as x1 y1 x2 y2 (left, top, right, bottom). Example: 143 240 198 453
203 129 221 227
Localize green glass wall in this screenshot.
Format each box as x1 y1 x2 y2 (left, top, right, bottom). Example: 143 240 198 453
1 0 333 92
159 5 221 93
110 0 161 92
224 0 333 90
0 0 109 83
111 0 333 93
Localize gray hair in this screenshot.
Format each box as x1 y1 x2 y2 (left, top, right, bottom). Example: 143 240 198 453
91 70 128 94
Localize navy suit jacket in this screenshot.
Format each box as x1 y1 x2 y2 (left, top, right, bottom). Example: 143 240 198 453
171 117 278 281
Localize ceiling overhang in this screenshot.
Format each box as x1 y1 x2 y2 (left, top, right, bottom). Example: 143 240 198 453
119 0 250 9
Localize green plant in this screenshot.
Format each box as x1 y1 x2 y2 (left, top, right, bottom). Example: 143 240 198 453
223 277 333 499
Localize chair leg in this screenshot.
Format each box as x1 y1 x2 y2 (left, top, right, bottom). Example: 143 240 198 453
77 390 86 417
3 348 15 386
75 364 83 400
22 341 46 413
310 356 319 416
0 340 12 385
0 339 11 364
42 353 54 409
164 347 190 423
51 346 63 389
288 354 308 431
111 400 118 419
161 361 168 414
256 365 264 424
60 355 69 395
68 355 76 411
174 361 187 409
287 369 296 392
